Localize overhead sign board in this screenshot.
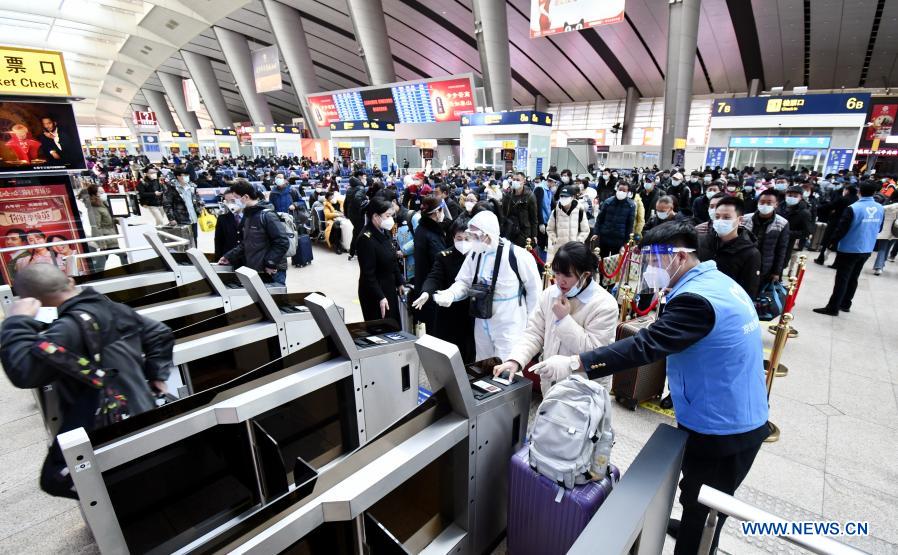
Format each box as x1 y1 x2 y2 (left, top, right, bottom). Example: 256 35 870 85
712 93 870 118
530 0 625 38
169 131 192 138
132 111 157 127
329 120 395 132
728 136 831 149
212 128 237 136
307 74 476 127
460 111 553 127
0 46 71 97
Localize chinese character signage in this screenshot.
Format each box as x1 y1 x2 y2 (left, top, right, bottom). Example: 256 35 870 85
824 149 855 174
530 0 625 38
0 101 85 173
0 176 87 285
133 110 157 128
705 147 727 168
252 44 282 93
728 136 831 149
329 121 396 132
460 111 553 127
856 97 898 156
712 93 870 118
0 47 71 97
307 74 476 127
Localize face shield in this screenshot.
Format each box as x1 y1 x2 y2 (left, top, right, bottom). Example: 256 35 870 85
637 244 695 295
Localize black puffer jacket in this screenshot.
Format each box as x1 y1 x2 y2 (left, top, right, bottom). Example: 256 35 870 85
137 178 164 206
698 227 762 298
224 202 289 272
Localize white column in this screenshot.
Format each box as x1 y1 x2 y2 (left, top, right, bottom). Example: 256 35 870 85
472 0 513 110
141 89 177 133
345 0 396 85
660 0 702 165
214 26 275 125
182 50 232 128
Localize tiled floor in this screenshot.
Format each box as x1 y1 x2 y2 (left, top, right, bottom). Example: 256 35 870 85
0 227 896 553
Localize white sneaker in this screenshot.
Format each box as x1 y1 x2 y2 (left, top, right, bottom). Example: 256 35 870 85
874 269 882 276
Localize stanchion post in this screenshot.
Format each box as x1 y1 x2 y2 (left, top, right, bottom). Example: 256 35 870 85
764 312 793 443
769 276 799 340
618 284 633 323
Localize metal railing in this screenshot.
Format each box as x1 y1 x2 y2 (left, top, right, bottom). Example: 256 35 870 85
697 486 868 555
0 228 189 276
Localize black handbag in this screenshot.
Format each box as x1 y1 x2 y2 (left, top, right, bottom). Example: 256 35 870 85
469 241 505 319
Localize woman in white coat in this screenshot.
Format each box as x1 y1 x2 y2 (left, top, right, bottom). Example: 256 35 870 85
547 185 590 260
428 209 541 361
493 241 619 395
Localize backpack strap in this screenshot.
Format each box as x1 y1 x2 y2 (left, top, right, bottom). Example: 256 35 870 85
508 245 525 305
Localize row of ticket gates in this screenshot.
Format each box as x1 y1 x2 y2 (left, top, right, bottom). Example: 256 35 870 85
0 232 687 555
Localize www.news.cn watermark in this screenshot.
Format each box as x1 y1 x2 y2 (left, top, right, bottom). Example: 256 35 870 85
741 521 869 537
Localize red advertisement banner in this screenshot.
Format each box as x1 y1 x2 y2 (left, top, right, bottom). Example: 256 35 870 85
308 95 338 127
426 77 475 122
865 103 896 141
0 181 86 285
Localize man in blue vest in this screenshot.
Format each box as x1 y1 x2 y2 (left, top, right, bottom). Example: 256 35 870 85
813 181 885 316
531 220 769 554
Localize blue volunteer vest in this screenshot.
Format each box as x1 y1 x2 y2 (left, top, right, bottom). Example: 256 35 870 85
837 197 884 253
666 261 769 435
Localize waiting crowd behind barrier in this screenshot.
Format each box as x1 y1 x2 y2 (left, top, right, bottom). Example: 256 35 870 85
2 148 896 553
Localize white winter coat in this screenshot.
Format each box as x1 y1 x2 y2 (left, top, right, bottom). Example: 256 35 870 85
547 201 590 259
877 203 898 240
507 281 619 395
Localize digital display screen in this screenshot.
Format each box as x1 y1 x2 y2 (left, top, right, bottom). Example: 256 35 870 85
420 148 434 159
338 148 352 159
0 101 85 173
728 136 831 149
501 148 516 161
307 76 475 127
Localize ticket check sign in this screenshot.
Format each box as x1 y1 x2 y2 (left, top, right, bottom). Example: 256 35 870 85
0 46 71 96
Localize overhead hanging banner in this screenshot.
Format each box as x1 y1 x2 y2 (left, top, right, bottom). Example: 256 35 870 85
182 78 201 112
0 46 71 96
530 0 625 38
133 110 158 128
252 45 282 93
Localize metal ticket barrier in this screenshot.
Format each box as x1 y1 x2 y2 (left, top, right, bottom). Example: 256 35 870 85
55 296 436 554
175 335 531 555
0 232 228 316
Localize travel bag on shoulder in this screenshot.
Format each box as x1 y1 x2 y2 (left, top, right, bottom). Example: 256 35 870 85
266 210 298 258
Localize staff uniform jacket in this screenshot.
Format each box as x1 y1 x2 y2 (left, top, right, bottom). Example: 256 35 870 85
224 201 289 272
137 178 165 206
420 247 475 363
214 211 243 260
356 222 404 323
833 196 885 253
547 200 590 258
580 261 769 436
508 281 618 395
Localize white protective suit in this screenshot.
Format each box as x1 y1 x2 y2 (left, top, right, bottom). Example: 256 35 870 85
440 211 541 360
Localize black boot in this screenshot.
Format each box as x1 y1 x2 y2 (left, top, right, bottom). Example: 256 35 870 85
667 518 680 539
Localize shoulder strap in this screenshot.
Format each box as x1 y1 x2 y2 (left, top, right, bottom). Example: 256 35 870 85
489 241 505 293
31 311 109 389
508 245 525 303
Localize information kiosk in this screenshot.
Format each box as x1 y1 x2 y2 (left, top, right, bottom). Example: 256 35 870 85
459 111 553 176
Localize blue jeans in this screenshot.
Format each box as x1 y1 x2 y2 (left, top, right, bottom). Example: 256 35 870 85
271 269 286 285
874 239 895 270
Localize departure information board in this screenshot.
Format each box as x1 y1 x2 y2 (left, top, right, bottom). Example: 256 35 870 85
307 74 476 127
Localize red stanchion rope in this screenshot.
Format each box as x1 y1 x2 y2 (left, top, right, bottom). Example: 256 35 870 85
598 246 630 279
630 294 660 317
783 266 806 314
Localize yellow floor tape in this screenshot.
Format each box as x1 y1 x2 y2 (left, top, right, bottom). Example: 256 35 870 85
639 400 676 419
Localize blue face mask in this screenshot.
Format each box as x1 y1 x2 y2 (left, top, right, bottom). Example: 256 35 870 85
565 274 590 298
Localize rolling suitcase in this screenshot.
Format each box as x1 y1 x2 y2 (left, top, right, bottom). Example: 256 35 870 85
507 446 619 555
294 234 313 267
808 222 827 251
612 314 666 410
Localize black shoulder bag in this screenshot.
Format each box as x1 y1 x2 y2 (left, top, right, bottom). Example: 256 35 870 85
469 240 505 319
31 310 130 429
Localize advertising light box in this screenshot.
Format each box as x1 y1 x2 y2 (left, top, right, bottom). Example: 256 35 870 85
728 136 831 149
0 101 85 173
306 74 476 127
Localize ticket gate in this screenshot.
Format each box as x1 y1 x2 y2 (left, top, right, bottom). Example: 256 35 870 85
57 294 431 555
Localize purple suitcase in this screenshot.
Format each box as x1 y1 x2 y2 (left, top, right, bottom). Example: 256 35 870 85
507 446 619 555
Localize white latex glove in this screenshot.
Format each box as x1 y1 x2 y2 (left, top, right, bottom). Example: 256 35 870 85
539 224 546 234
531 355 575 382
433 290 454 307
412 292 430 310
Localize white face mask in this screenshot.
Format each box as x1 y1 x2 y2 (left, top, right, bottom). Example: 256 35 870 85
713 218 736 236
757 204 775 215
703 176 712 183
645 183 654 191
275 177 285 186
642 264 671 290
785 196 800 206
706 190 718 199
656 210 670 220
559 197 572 207
671 179 681 187
464 201 475 211
379 216 394 230
708 208 716 221
561 175 571 184
454 239 472 254
615 190 627 200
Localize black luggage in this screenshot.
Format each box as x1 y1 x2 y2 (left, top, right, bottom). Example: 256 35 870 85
612 314 666 410
294 235 313 267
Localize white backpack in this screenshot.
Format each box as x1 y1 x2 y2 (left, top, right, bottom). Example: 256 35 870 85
267 210 298 258
528 375 614 490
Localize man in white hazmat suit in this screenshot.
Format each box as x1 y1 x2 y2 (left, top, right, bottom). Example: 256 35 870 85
423 210 541 360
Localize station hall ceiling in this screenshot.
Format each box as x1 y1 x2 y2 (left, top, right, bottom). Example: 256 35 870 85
1 0 897 126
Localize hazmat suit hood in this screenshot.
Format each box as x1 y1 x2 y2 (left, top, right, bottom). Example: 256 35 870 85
468 210 500 252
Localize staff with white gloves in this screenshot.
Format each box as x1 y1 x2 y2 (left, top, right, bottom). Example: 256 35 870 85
414 210 540 360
